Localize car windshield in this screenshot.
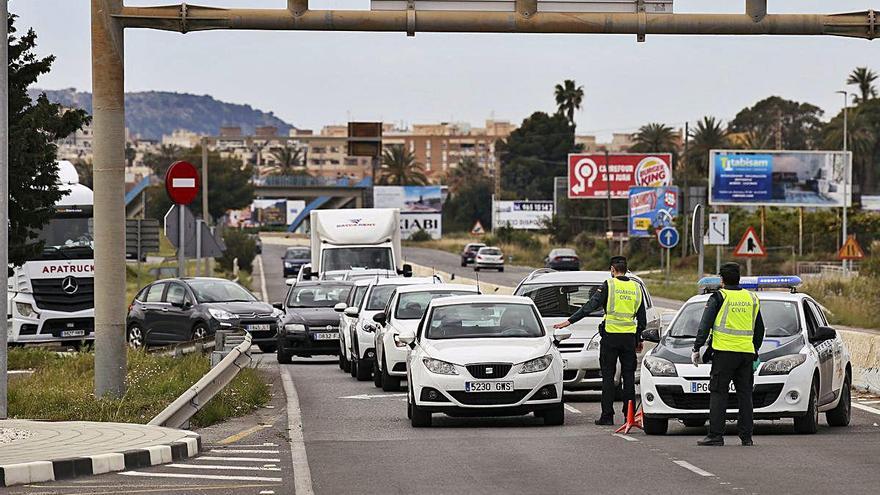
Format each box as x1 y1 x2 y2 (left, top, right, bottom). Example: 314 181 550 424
284 248 310 260
668 299 801 338
188 279 256 303
426 303 543 339
366 285 398 311
394 290 474 320
480 248 501 256
323 247 393 271
287 284 352 308
518 284 603 318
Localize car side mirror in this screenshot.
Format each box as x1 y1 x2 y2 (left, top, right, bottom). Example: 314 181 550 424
553 328 572 343
813 325 837 342
334 302 347 312
373 313 387 325
344 307 359 318
285 278 296 286
642 328 660 344
397 329 416 346
272 302 284 311
400 264 413 278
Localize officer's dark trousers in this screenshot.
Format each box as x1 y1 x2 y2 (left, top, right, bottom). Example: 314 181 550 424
708 350 755 439
599 333 637 419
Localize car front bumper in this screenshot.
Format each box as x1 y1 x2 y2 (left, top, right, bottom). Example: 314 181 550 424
10 293 95 343
381 333 409 376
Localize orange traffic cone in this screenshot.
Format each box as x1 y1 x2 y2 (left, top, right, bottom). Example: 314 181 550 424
614 399 643 434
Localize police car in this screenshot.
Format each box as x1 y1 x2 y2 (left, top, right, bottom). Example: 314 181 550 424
640 276 852 435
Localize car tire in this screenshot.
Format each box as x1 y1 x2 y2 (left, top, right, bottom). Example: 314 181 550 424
342 354 352 373
826 373 851 427
372 358 383 388
356 358 373 381
542 403 565 426
411 401 432 427
350 357 358 378
191 324 209 342
382 360 402 392
499 267 504 272
794 378 819 434
474 267 480 272
277 348 293 364
338 353 345 370
127 325 145 349
257 343 277 353
461 260 467 267
682 418 706 428
643 416 668 435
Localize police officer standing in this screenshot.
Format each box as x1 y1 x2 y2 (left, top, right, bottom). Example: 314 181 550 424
693 262 765 446
554 256 646 425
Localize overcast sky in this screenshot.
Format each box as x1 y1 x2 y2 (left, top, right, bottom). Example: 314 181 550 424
14 0 879 139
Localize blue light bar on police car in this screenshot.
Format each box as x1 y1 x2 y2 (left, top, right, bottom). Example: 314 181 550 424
698 275 802 291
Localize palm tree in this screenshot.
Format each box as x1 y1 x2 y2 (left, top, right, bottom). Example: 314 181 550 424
687 116 729 181
554 79 584 127
269 142 304 175
629 123 678 153
847 67 878 103
143 143 182 176
379 145 429 186
446 157 484 193
823 105 878 191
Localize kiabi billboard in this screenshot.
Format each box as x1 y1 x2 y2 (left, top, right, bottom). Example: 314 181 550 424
373 186 444 239
568 153 673 199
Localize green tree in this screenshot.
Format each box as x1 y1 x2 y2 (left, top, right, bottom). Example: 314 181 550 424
445 156 482 194
728 96 824 150
629 123 678 153
7 15 90 266
442 165 494 233
379 145 428 185
499 112 577 199
847 67 878 103
554 79 584 127
686 116 728 183
823 100 880 193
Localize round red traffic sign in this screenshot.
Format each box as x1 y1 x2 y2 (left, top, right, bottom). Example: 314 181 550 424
165 161 200 205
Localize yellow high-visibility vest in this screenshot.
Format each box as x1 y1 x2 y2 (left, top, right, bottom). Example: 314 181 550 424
604 278 642 334
711 288 760 353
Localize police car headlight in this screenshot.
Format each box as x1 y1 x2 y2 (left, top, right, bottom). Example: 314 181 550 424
208 308 236 321
759 354 806 375
284 323 306 333
520 355 553 374
644 356 677 377
15 302 37 318
422 358 459 375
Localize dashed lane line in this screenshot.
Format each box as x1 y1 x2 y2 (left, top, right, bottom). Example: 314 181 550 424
281 366 316 495
853 402 880 415
167 463 282 472
563 404 582 414
673 460 716 477
197 456 282 463
121 471 283 483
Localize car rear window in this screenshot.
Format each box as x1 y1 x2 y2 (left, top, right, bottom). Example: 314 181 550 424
395 290 474 320
480 248 501 256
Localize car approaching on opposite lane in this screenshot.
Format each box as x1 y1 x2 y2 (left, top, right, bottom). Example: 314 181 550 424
282 247 311 278
545 248 581 271
460 243 486 267
401 295 571 427
276 281 352 363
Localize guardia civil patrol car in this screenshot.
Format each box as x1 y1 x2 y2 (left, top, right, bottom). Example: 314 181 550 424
640 276 852 435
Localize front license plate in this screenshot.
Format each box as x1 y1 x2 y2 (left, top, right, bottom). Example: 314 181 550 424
247 324 271 332
61 330 86 338
465 381 513 393
313 332 339 340
686 381 735 394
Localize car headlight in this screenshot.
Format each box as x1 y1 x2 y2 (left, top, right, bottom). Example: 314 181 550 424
644 355 677 377
586 335 601 351
520 355 553 373
284 323 307 333
208 308 236 321
16 302 37 318
272 308 285 318
284 261 294 268
422 357 458 375
759 354 806 375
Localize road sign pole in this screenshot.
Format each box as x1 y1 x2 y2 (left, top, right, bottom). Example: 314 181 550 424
798 207 803 257
665 248 671 285
195 220 203 276
746 258 752 276
178 206 186 278
716 245 722 274
1 0 9 419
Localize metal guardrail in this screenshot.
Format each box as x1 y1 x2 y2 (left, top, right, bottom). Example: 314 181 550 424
148 331 253 429
147 336 216 357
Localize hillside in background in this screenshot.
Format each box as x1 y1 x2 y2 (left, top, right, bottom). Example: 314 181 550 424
28 87 295 140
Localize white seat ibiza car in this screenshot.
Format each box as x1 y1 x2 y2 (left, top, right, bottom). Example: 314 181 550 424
514 270 660 392
399 295 572 427
640 276 852 435
372 284 480 391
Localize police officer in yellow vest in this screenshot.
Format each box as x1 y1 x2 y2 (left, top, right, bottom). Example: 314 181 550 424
693 262 765 446
554 256 646 425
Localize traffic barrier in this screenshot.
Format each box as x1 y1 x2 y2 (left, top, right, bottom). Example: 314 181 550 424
614 400 643 434
147 335 215 358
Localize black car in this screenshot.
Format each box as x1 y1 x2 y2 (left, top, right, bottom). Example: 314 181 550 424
545 248 581 271
282 246 311 278
459 242 486 267
127 277 282 352
276 281 353 364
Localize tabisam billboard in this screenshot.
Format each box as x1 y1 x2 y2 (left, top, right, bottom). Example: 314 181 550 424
373 186 444 239
709 150 852 207
568 153 673 199
628 186 679 237
494 200 554 230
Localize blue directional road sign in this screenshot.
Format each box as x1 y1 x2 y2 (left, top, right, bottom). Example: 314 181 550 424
657 226 680 249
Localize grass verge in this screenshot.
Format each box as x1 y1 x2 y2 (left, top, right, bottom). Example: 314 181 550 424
801 276 880 330
8 349 269 428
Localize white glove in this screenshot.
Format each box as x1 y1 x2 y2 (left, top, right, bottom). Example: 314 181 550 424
691 350 701 366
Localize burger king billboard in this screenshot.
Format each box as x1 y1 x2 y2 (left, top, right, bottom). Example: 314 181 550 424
567 153 673 199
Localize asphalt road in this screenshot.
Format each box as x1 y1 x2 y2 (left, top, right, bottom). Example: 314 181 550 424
402 246 536 288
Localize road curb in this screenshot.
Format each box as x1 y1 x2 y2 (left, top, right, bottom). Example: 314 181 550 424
0 433 201 487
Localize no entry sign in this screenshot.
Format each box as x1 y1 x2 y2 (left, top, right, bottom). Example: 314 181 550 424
165 161 200 205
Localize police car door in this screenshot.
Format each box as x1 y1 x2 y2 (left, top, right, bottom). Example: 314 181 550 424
806 299 844 398
803 300 834 405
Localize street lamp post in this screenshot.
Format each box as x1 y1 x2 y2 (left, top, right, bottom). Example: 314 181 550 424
835 90 849 274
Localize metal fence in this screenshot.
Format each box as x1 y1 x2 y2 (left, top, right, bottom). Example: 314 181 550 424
795 261 860 278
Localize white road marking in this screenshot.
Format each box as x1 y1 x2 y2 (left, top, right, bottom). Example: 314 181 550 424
197 456 281 463
260 491 276 495
168 463 281 472
612 433 638 442
171 178 196 188
210 443 278 448
339 393 407 400
860 400 880 405
208 449 280 454
563 404 581 414
673 460 715 477
120 471 282 482
853 403 880 415
282 367 315 495
257 255 269 303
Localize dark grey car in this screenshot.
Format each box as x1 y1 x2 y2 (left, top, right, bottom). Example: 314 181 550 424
275 281 352 363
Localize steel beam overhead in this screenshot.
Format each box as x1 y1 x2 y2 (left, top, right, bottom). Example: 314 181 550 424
114 5 877 39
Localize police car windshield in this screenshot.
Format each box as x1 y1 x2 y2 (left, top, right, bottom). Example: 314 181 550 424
517 284 603 318
426 303 544 339
668 299 801 338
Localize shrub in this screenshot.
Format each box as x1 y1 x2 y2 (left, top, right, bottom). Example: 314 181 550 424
217 229 256 272
408 229 433 242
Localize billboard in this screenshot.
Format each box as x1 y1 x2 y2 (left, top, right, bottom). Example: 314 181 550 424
568 153 673 199
373 186 444 239
628 186 679 237
251 199 306 226
709 150 852 207
495 200 554 230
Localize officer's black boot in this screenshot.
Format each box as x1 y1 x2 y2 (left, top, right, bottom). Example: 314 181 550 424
697 435 724 446
740 436 754 446
594 416 614 426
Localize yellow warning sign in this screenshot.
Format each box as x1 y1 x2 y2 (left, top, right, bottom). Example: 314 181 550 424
837 235 865 260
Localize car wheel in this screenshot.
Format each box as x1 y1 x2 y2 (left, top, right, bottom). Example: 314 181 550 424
682 419 706 428
191 324 208 341
461 260 467 267
127 325 145 349
826 373 851 427
342 354 351 373
277 348 293 364
350 357 359 378
793 378 819 434
258 343 277 353
411 401 432 427
542 403 565 426
643 416 668 435
338 353 345 370
499 267 504 272
474 267 480 272
356 358 373 381
382 357 402 392
372 358 383 388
